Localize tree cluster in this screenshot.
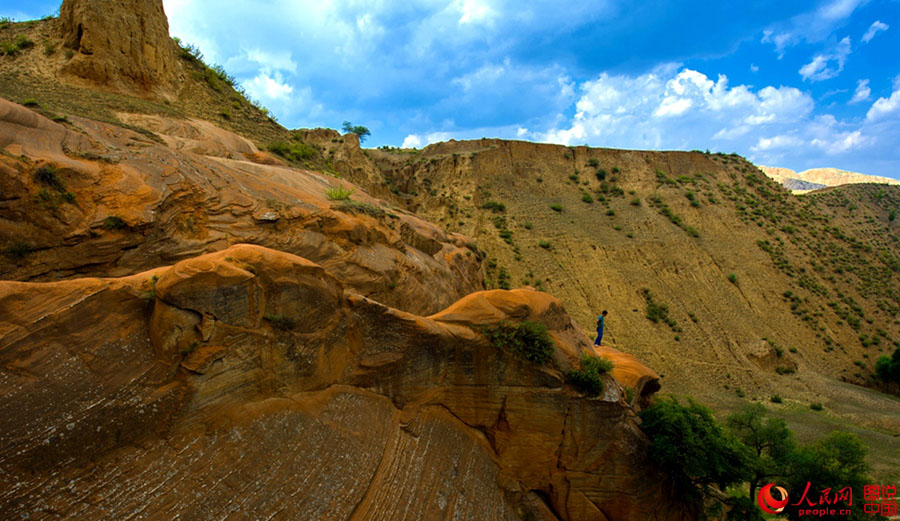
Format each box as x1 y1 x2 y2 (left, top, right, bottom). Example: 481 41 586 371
639 399 882 520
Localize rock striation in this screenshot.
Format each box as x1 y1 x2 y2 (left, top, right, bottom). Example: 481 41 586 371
0 95 690 519
0 244 687 521
0 98 480 316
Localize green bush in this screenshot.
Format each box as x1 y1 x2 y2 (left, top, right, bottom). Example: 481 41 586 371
268 141 318 162
1 34 34 56
567 353 613 396
103 216 127 230
173 37 203 62
642 289 678 330
587 158 599 168
34 165 64 191
550 203 563 212
728 273 738 284
325 184 354 201
810 402 823 411
481 200 506 212
211 63 237 87
770 395 783 403
875 347 900 383
538 240 552 249
581 192 594 203
484 320 556 364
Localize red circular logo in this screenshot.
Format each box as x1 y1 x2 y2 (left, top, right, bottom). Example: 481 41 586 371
758 483 789 514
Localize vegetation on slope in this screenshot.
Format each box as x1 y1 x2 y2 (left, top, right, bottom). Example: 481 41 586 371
640 399 882 520
0 16 291 146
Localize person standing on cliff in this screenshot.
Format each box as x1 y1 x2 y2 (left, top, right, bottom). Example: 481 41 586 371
594 310 608 346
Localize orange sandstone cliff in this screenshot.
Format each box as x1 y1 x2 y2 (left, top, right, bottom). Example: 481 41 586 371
0 84 682 521
0 1 687 519
0 245 680 521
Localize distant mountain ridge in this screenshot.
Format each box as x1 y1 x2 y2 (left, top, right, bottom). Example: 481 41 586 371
760 165 900 193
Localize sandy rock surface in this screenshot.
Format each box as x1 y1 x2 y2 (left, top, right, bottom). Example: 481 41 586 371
0 245 687 521
0 98 481 316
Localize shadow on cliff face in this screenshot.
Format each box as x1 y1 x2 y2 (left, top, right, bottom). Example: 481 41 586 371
0 244 690 521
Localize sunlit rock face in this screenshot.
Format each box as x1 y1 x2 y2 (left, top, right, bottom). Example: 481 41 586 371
0 244 686 521
58 0 180 99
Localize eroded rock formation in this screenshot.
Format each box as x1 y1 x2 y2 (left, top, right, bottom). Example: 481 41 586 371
58 0 179 97
0 99 480 316
0 244 685 521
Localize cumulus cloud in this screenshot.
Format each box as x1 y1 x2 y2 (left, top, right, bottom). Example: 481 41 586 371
401 134 423 148
536 65 885 171
862 20 889 42
867 87 900 121
244 72 294 101
540 67 816 150
849 79 871 103
401 132 452 149
812 130 868 154
799 37 851 81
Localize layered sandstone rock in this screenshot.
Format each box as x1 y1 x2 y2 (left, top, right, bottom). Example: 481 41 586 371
0 244 687 521
58 0 179 98
0 98 480 315
593 345 661 411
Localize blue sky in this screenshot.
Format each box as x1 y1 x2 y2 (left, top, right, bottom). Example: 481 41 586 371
3 0 899 178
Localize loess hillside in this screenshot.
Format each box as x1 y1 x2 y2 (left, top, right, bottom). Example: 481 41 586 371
321 139 900 481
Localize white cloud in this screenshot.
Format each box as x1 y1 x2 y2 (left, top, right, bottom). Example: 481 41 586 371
401 134 423 148
818 0 865 21
655 97 693 117
750 64 759 73
539 67 816 150
516 127 528 137
243 72 294 101
811 130 869 154
457 0 495 25
799 37 851 81
400 131 452 148
850 79 871 104
867 88 900 121
536 65 891 172
752 134 804 152
243 48 298 74
862 20 889 42
762 0 864 56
